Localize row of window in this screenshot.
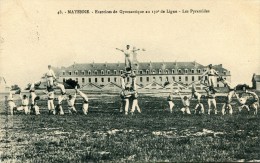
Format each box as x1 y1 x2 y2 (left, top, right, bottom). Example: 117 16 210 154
62 69 227 76
62 75 226 84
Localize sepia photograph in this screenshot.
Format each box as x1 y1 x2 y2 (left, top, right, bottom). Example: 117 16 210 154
0 0 260 162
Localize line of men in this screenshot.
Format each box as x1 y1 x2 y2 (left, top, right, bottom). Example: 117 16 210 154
7 65 89 115
167 77 259 115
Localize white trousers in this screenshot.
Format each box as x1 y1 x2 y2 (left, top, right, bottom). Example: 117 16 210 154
168 101 174 113
48 100 55 110
47 77 54 87
82 103 89 115
194 103 204 114
251 102 259 115
124 99 129 115
181 107 191 114
31 92 37 105
208 99 217 114
8 101 16 115
131 99 141 113
208 76 215 87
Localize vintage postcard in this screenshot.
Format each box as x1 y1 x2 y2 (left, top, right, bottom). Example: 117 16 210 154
0 0 260 162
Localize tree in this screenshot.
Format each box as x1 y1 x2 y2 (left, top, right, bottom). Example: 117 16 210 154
64 78 80 89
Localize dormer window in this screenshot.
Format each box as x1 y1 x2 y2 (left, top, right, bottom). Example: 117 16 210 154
75 71 78 75
94 70 98 75
81 71 85 75
185 69 188 74
146 70 149 74
172 69 175 74
152 69 156 74
101 70 104 75
107 70 110 75
139 70 143 74
88 70 91 75
178 69 182 73
69 71 72 75
120 70 123 74
114 70 117 75
165 69 169 74
191 69 194 73
197 69 201 73
159 69 162 74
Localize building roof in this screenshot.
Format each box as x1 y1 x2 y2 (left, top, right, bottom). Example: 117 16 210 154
58 61 230 76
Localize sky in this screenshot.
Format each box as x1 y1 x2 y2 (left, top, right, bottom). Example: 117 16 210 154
0 0 260 88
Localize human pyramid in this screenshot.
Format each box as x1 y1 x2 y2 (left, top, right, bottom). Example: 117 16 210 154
6 45 259 116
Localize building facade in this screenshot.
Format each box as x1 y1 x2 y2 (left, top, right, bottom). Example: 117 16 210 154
252 73 260 91
56 61 231 88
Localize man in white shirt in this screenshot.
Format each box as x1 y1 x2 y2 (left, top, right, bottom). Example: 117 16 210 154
201 64 219 88
191 83 205 114
43 87 55 114
7 92 17 115
67 93 77 114
46 65 56 88
20 93 29 114
116 45 132 70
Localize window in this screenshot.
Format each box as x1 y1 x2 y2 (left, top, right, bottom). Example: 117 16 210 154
107 70 110 75
114 77 117 82
76 78 78 81
152 69 156 74
185 76 188 81
63 78 66 82
75 71 78 75
94 70 98 75
165 69 169 74
185 69 188 73
140 77 143 82
179 76 182 82
95 78 97 82
82 71 85 75
172 76 175 81
198 76 201 80
114 70 117 75
166 77 169 81
178 69 182 73
191 69 194 73
159 77 162 81
62 72 65 75
69 71 72 75
101 70 104 75
223 71 226 75
197 69 201 73
108 78 110 82
172 69 175 74
82 78 85 83
139 70 143 74
159 69 162 74
88 70 91 75
192 76 194 81
146 77 149 82
101 78 104 82
120 70 123 74
146 70 149 74
89 78 91 82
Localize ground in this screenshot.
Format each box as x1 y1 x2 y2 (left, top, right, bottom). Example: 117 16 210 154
0 94 260 162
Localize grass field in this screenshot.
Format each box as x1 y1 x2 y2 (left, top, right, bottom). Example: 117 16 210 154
0 94 260 162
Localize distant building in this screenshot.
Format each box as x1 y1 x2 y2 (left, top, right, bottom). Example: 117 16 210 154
56 61 231 89
252 73 260 91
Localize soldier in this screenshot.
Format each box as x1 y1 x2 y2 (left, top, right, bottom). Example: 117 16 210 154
130 77 141 115
177 92 192 114
54 81 66 115
191 84 205 114
7 92 17 115
167 92 175 113
246 90 259 115
43 87 55 114
75 87 89 115
67 92 77 114
116 45 132 72
201 64 219 89
46 65 56 88
19 92 29 114
205 86 218 115
122 83 134 115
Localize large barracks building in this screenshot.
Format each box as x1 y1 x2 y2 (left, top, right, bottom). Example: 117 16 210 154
56 61 231 90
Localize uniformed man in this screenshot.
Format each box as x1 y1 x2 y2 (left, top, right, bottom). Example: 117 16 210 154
177 92 191 114
192 84 205 114
205 86 217 115
167 93 175 113
67 92 77 114
46 65 56 88
201 64 219 88
116 45 132 72
7 92 17 115
75 87 89 115
19 92 29 114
